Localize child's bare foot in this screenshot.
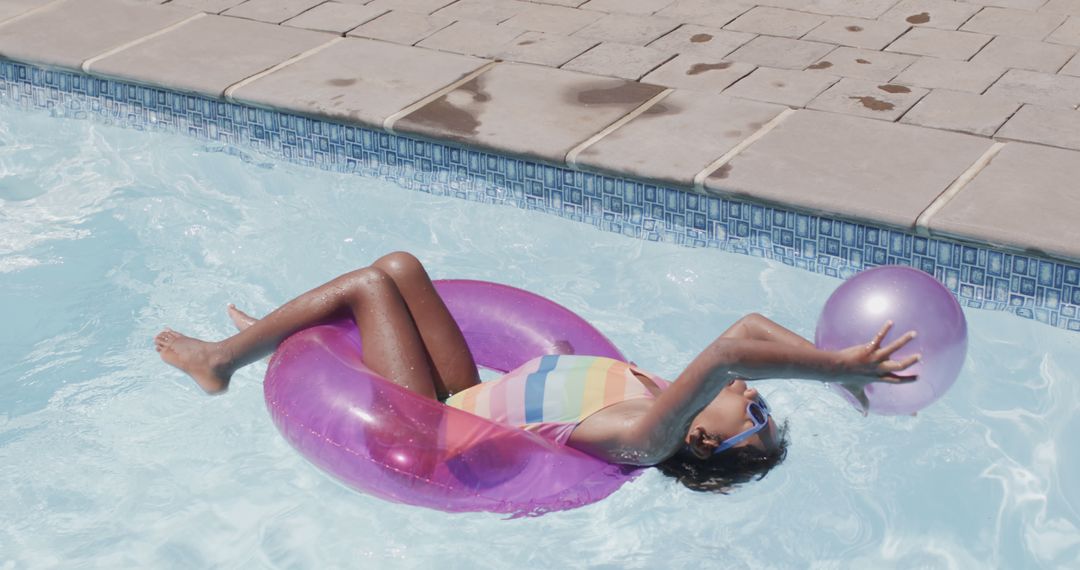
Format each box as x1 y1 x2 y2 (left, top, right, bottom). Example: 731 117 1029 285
227 304 257 332
155 329 232 394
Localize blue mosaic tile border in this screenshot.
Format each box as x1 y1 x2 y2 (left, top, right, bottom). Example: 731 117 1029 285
3 60 1079 332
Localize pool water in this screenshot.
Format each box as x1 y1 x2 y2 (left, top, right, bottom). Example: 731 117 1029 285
2 106 1079 568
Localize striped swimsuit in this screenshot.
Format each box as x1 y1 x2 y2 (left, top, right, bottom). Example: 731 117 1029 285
445 355 670 445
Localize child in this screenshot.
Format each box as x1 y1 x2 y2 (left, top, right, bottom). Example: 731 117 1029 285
156 252 917 492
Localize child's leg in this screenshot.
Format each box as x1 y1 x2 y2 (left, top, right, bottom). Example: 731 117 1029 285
371 251 480 398
155 265 437 397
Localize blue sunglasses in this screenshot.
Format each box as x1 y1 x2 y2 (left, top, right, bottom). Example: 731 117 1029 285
713 395 771 455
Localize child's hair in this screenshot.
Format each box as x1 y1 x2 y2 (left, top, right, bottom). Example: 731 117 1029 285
655 420 789 493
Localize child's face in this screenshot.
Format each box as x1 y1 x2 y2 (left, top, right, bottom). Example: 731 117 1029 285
684 379 778 459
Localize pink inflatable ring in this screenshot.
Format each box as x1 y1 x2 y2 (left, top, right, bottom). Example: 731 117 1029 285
264 279 642 516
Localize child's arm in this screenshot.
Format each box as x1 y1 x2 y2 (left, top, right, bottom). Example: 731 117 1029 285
614 322 917 464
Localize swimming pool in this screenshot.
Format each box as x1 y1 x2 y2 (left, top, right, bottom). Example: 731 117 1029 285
2 102 1079 567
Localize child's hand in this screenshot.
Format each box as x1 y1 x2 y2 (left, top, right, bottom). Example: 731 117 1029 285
834 321 920 387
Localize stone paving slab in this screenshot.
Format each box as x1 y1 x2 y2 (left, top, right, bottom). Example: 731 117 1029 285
228 37 487 129
500 3 602 34
807 77 928 121
0 0 54 22
572 13 680 46
925 142 1080 260
885 27 994 60
704 110 993 230
984 68 1080 107
365 0 457 14
891 57 1006 92
1041 0 1080 15
431 0 531 23
85 14 334 98
0 0 197 71
722 66 840 107
283 2 389 34
961 6 1067 40
654 0 755 28
492 31 596 66
392 62 666 163
969 36 1076 74
223 0 325 25
996 104 1080 150
641 53 756 92
1062 53 1080 75
562 42 674 80
646 24 756 58
802 15 911 50
347 10 455 45
1047 16 1080 46
807 46 917 81
726 36 836 70
169 0 248 13
879 0 982 30
900 89 1021 136
417 19 525 57
725 6 828 38
578 0 672 15
573 90 785 187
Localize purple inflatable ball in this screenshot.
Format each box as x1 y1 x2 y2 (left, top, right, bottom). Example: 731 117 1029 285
815 266 968 415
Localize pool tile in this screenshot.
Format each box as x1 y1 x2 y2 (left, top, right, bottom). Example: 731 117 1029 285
647 24 755 57
807 77 928 121
961 7 1067 40
724 6 828 39
725 36 836 70
885 27 993 60
926 143 1080 261
228 37 487 129
640 53 756 92
805 46 917 81
704 110 992 229
572 13 681 46
222 0 325 25
347 10 455 45
891 57 1007 93
392 63 666 163
996 104 1080 150
85 15 333 98
283 2 388 34
562 42 675 81
984 68 1080 108
574 90 785 186
969 36 1077 73
0 0 197 71
722 67 840 107
803 16 911 50
900 89 1021 136
417 20 525 58
492 31 597 67
879 0 981 30
0 0 55 22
